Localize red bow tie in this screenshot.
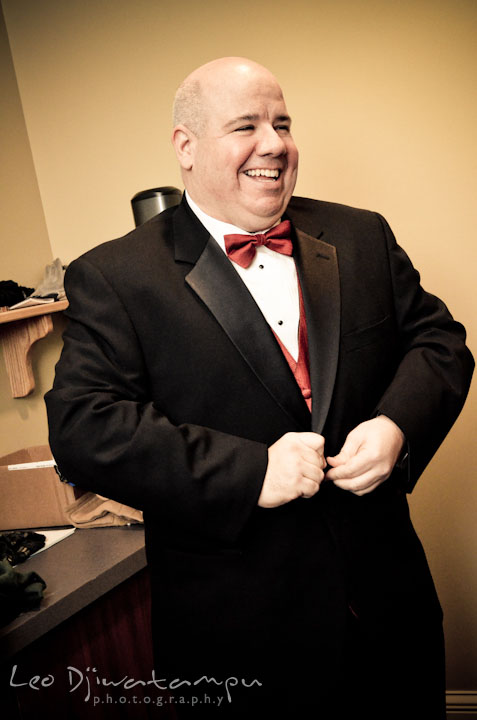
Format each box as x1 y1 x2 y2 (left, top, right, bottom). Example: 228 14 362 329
224 220 293 268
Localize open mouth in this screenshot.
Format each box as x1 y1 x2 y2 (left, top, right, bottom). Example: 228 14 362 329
244 169 281 181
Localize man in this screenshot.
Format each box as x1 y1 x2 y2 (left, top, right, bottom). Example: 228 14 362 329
46 57 473 718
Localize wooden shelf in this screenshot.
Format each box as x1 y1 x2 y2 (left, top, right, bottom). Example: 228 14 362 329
0 300 68 398
0 299 68 324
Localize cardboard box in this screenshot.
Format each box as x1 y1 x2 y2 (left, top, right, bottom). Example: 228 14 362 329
0 445 77 530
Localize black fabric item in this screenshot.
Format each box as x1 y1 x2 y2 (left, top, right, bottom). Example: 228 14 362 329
0 280 34 307
0 531 46 565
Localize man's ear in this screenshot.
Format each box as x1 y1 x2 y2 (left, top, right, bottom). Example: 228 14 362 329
172 124 195 171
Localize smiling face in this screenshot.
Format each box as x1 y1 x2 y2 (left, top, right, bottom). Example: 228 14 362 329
172 59 299 232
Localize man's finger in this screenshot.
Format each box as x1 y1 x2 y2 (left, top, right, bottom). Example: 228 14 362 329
299 432 325 453
301 459 325 483
300 477 322 499
325 453 372 481
326 450 348 467
302 445 326 470
332 472 385 495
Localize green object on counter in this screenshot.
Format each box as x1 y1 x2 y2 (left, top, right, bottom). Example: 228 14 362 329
0 558 46 626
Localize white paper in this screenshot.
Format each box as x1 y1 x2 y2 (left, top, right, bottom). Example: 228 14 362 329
33 527 76 555
7 460 57 471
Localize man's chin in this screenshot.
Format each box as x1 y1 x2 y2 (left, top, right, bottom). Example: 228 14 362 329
237 211 283 233
239 200 290 231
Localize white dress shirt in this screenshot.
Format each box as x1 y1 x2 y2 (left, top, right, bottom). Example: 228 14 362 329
185 192 300 361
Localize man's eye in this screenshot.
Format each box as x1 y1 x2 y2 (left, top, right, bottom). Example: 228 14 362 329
235 125 254 132
275 125 290 133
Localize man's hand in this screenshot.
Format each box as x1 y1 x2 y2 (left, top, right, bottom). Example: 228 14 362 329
258 432 326 508
325 416 405 496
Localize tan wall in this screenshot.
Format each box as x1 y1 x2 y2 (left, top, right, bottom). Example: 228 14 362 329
2 0 476 693
0 4 63 456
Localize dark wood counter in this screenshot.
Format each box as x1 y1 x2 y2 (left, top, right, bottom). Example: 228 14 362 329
0 526 177 719
0 525 147 659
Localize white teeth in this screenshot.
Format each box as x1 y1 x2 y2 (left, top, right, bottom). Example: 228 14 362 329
245 169 280 179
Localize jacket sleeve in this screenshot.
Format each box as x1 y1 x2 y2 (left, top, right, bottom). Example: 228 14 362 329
45 256 267 546
373 213 474 489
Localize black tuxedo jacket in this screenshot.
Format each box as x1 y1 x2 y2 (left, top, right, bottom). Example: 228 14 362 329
45 196 473 706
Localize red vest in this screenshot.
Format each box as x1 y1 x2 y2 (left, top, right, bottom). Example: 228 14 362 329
273 283 312 412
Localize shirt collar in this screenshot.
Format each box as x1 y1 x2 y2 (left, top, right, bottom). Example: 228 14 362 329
184 191 279 254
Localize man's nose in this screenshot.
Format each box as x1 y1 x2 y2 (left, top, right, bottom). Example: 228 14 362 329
256 125 287 156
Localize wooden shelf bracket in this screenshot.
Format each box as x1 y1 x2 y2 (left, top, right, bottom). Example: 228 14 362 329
0 301 68 398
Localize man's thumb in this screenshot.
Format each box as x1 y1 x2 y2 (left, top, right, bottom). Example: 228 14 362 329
326 450 348 467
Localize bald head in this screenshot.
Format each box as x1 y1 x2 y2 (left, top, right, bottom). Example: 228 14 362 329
173 57 282 136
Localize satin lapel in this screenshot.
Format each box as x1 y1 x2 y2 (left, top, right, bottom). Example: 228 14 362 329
185 237 310 429
294 228 341 434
